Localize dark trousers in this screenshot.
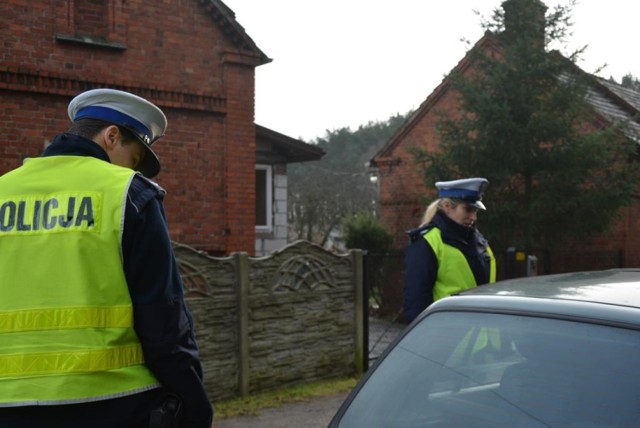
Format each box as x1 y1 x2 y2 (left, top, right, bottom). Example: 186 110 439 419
0 388 165 428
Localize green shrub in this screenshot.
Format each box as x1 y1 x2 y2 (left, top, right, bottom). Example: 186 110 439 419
342 213 392 254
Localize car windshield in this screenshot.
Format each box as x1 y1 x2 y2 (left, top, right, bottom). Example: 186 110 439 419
337 311 640 427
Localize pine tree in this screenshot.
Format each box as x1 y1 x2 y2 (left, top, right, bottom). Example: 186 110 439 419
419 0 640 252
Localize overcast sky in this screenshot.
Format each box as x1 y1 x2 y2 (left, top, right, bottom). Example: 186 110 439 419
223 0 639 142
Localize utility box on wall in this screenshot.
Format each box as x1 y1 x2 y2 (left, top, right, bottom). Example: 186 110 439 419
526 255 538 277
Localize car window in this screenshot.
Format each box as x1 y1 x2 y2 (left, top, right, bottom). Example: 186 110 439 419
336 311 640 427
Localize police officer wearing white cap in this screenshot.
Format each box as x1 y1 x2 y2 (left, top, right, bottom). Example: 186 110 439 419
403 178 496 323
0 89 213 427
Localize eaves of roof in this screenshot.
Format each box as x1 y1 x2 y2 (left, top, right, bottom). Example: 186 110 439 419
207 0 271 66
556 52 640 143
256 125 325 163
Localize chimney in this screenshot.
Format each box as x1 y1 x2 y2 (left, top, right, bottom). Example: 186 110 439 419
501 0 548 49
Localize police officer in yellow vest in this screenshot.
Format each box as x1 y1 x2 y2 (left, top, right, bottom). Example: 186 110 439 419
0 89 213 427
403 178 496 323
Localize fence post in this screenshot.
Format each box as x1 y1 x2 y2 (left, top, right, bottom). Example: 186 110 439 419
362 251 370 371
234 252 250 396
352 249 365 376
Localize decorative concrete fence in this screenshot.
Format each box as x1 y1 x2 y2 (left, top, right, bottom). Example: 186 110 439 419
172 240 364 402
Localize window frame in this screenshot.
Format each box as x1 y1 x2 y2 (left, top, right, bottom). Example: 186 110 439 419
255 164 273 232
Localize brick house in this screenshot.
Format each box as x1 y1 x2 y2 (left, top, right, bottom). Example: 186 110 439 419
370 0 640 274
0 0 323 256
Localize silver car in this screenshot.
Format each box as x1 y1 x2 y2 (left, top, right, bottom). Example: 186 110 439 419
330 269 640 427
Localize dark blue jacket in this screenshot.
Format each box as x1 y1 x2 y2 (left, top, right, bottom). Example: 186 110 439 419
403 210 492 324
1 134 213 428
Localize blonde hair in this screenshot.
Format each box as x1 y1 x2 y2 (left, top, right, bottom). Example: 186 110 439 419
419 198 460 227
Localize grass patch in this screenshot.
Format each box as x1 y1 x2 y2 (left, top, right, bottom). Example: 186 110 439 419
213 376 359 419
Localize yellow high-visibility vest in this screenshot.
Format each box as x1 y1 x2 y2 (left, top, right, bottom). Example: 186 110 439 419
424 227 496 302
0 155 160 406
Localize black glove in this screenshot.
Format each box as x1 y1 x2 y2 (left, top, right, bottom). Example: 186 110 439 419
149 393 182 428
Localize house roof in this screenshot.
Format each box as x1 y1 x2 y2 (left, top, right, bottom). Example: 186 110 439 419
599 79 640 111
209 0 271 66
370 33 640 166
588 77 640 143
256 125 325 163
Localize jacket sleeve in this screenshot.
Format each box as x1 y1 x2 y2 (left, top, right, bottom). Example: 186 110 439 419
122 177 213 427
402 236 438 324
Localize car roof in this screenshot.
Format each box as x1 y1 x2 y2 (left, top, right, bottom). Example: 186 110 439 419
460 268 640 308
426 269 640 328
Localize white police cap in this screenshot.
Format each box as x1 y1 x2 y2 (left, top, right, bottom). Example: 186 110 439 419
435 177 489 210
68 88 167 178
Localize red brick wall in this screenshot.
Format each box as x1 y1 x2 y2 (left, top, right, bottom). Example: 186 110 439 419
0 0 260 254
550 204 640 272
0 91 70 171
378 85 463 250
220 54 257 254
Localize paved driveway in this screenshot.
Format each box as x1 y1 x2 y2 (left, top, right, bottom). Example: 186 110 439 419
213 392 349 428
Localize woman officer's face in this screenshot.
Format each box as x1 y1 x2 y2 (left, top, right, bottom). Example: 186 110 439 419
443 200 478 228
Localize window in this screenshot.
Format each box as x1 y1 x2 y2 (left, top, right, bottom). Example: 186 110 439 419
255 165 272 230
74 0 107 38
338 311 640 427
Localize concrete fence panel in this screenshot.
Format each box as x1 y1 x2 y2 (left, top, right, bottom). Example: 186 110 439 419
172 240 363 401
